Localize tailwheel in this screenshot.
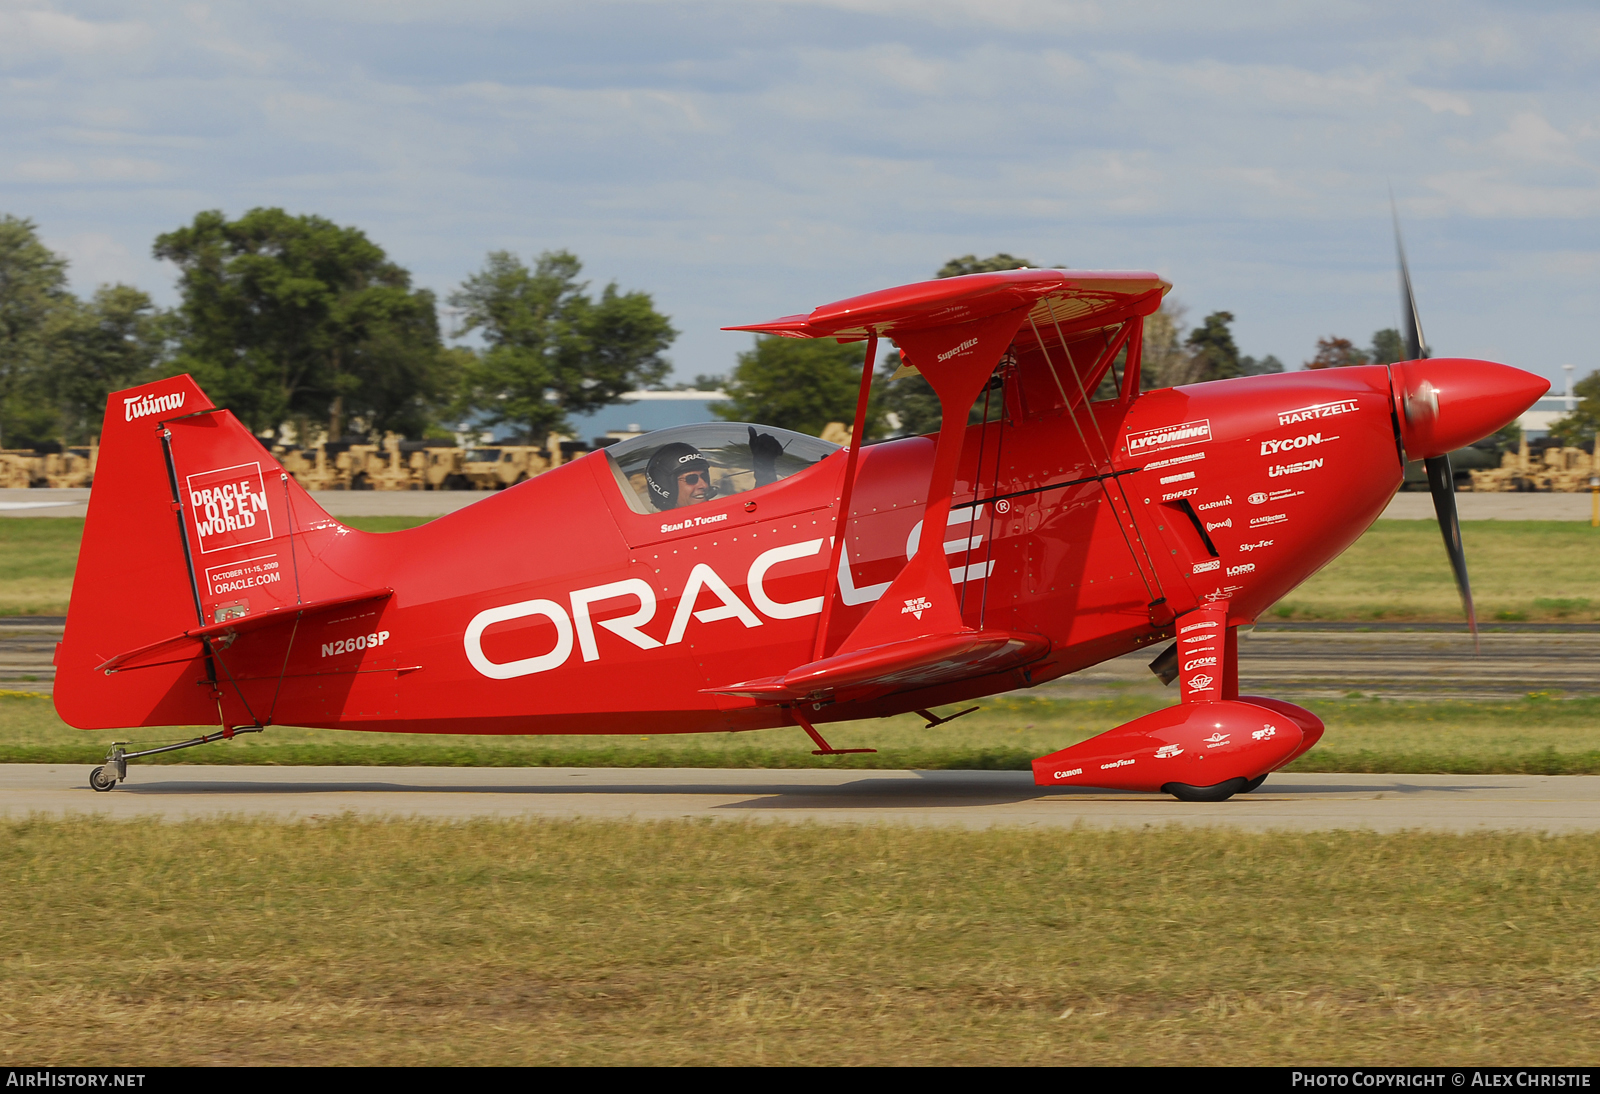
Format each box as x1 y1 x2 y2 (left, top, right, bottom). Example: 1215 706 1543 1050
1161 777 1248 803
89 766 117 792
1241 774 1268 793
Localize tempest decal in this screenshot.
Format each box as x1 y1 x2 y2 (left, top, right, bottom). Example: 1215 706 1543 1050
1126 419 1211 454
1162 487 1199 501
1277 400 1357 426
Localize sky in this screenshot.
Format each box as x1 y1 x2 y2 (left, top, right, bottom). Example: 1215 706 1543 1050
3 0 1597 390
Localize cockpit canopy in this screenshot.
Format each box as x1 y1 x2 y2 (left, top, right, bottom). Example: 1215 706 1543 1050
605 422 839 514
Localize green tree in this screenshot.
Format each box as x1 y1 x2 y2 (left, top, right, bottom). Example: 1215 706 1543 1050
156 208 449 440
451 251 675 442
1550 370 1600 450
716 336 881 438
1240 354 1284 376
1305 336 1369 370
935 253 1037 279
1369 328 1406 365
0 215 74 448
51 285 169 443
1185 311 1243 382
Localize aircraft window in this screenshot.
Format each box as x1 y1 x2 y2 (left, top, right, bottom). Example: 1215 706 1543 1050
605 423 840 514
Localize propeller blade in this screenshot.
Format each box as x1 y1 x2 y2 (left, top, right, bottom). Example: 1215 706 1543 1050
1425 453 1478 649
1392 196 1427 361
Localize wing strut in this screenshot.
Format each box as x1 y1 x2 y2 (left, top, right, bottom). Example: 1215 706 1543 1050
813 332 878 660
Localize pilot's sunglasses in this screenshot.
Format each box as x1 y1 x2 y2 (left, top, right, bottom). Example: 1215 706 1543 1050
678 472 709 486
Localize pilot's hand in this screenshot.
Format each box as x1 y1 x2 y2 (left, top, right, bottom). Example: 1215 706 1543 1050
749 427 783 487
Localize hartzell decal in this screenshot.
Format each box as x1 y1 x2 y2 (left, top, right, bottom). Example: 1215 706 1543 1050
1161 487 1199 501
1268 457 1324 478
1261 432 1335 456
1126 419 1211 454
123 388 186 422
1278 399 1358 426
1143 452 1205 472
1197 495 1232 511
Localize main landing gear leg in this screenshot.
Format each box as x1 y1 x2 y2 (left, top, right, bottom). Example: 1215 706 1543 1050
1031 604 1325 802
88 725 264 792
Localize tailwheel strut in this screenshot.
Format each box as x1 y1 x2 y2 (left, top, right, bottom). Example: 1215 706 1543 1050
88 725 264 791
789 705 875 757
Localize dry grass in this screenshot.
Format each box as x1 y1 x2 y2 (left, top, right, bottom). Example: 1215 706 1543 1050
2 817 1597 1066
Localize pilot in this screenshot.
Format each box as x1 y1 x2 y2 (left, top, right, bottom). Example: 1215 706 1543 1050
645 443 714 510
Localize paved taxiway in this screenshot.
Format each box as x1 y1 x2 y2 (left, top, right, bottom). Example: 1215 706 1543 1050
3 765 1596 833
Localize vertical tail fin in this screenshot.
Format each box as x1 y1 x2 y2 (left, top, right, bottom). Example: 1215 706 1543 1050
55 375 383 731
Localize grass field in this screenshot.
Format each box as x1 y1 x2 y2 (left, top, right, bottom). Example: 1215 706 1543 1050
4 516 1599 621
4 817 1597 1066
8 690 1600 774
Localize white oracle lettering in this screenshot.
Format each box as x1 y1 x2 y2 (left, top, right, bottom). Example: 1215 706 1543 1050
1196 495 1232 511
123 388 187 422
905 506 994 585
748 538 825 619
1159 471 1196 485
1267 457 1324 478
1277 400 1357 426
1126 419 1212 454
1260 432 1333 456
185 462 274 553
570 579 662 662
1183 656 1218 671
1162 487 1199 501
666 563 762 645
464 599 574 679
937 336 981 362
1143 452 1205 472
1226 562 1256 575
1191 559 1220 574
321 630 391 658
1053 768 1083 779
1204 518 1232 532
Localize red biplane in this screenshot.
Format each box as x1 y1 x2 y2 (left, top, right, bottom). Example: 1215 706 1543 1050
57 263 1546 800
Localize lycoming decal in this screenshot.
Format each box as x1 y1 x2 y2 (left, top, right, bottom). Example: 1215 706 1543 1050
1278 400 1357 426
1126 419 1211 454
1143 452 1205 472
1162 487 1199 501
1159 471 1196 485
1197 495 1232 511
1261 432 1335 456
1268 458 1324 478
1191 559 1220 574
124 389 186 422
1250 513 1288 527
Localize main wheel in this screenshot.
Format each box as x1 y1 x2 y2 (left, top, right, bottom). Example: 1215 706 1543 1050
1241 775 1268 793
1161 777 1248 803
89 766 116 792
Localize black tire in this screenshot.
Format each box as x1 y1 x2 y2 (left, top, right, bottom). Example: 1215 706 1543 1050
89 766 116 792
1161 777 1248 803
1241 775 1268 793
350 473 372 491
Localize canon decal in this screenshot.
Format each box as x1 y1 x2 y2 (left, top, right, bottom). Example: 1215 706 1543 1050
1126 419 1211 454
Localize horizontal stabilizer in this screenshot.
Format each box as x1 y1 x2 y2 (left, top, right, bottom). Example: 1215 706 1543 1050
97 588 393 674
707 629 1049 702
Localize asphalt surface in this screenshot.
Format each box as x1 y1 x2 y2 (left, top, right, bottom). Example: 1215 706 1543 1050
3 765 1595 832
4 486 1598 520
6 619 1594 700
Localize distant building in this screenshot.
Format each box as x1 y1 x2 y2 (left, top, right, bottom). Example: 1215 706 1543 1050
1519 365 1583 439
